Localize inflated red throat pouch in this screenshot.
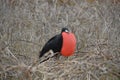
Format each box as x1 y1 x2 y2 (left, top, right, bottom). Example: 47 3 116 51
61 32 76 56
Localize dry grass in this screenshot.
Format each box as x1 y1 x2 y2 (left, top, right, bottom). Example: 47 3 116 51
0 0 120 80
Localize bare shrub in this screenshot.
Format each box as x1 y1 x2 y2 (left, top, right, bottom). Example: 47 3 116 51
0 0 120 80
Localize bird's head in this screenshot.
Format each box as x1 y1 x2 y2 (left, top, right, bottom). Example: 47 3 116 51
61 28 69 33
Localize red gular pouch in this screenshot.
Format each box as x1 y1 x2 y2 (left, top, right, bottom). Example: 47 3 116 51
61 32 76 56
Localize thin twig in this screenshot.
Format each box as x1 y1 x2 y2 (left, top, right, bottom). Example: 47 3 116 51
12 39 41 46
28 52 59 70
5 47 18 62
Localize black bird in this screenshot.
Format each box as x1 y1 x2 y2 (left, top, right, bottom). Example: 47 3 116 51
39 28 69 58
39 27 76 58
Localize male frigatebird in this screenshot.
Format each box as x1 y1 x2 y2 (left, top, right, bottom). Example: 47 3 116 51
39 28 76 58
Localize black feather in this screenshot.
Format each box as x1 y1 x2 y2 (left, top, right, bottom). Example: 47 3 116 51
39 28 69 58
39 34 63 58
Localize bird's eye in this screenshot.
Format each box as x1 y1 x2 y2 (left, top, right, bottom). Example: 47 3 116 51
65 30 69 32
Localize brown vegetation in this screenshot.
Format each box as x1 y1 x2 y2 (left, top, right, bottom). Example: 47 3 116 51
0 0 120 80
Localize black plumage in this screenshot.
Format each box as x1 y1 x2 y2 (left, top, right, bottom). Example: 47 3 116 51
39 28 69 58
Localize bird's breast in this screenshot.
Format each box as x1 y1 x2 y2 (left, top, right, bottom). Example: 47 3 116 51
61 32 76 56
